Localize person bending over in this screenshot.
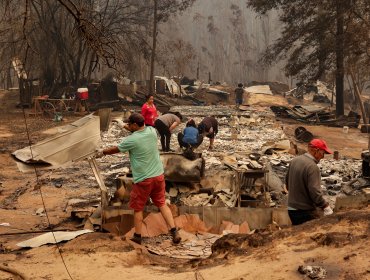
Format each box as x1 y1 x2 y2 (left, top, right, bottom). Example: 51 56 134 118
154 112 182 152
198 116 218 150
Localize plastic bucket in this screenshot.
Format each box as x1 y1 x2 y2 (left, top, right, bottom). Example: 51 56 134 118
77 88 89 100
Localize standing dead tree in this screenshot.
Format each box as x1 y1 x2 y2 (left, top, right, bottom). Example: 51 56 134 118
156 39 196 78
0 0 196 92
246 0 370 117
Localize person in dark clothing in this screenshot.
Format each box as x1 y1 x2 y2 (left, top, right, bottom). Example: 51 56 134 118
178 119 203 149
198 116 218 150
234 83 244 108
286 139 334 225
154 112 182 152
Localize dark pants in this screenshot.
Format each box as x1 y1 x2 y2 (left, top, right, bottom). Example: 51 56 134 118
236 95 243 105
177 133 203 149
288 210 318 225
155 119 171 151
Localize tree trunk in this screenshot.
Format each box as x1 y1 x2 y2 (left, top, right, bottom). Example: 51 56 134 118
350 70 370 151
349 71 367 125
335 0 345 116
149 0 158 95
87 52 98 82
6 66 12 89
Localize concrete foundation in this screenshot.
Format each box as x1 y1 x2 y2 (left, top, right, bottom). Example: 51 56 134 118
102 205 290 236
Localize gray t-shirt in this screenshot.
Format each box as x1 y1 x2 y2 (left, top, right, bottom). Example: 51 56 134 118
157 113 180 127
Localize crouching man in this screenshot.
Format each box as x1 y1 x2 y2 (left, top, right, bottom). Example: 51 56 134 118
178 119 203 150
286 139 334 225
97 113 181 244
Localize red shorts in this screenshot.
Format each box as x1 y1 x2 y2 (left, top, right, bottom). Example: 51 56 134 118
129 174 166 211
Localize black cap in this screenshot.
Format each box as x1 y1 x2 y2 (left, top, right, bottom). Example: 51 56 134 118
124 113 145 126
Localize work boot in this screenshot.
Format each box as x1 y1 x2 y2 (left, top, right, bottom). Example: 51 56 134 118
170 228 181 244
130 233 142 245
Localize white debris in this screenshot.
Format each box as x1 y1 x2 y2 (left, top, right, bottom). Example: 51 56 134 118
245 85 273 95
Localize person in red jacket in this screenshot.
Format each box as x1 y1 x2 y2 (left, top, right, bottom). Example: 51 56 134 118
141 94 158 127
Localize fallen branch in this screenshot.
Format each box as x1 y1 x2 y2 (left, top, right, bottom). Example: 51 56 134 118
195 270 205 280
0 264 28 280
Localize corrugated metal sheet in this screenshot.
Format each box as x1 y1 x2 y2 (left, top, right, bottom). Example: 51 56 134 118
155 76 181 96
12 114 101 171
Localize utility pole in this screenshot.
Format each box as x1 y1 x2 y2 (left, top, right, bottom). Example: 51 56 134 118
149 0 158 95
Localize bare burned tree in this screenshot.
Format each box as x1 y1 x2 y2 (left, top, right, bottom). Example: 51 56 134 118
149 0 196 94
54 0 149 70
156 39 196 77
0 0 196 93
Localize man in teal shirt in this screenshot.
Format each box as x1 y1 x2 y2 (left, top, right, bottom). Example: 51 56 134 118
99 113 181 245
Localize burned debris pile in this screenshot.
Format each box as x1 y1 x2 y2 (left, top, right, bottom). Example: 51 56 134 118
12 101 368 234
95 105 366 217
285 80 334 103
270 105 361 128
10 82 370 260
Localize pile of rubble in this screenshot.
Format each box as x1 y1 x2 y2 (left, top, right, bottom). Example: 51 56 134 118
11 102 367 259
97 105 365 211
270 105 361 128
285 80 333 103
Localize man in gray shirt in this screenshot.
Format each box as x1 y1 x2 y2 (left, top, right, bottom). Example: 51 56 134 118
286 139 334 225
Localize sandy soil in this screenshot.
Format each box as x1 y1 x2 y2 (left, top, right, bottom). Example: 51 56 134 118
0 89 369 280
1 209 369 280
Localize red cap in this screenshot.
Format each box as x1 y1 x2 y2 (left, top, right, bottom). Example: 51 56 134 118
309 139 332 154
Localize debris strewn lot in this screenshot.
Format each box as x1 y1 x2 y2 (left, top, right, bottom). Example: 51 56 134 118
0 89 369 279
